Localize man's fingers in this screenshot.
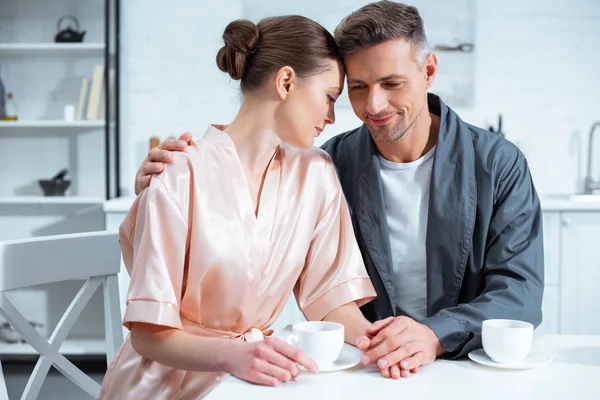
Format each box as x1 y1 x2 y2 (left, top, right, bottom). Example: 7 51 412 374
157 138 182 151
380 366 391 379
177 131 193 144
400 351 427 370
141 161 164 176
149 147 173 163
410 367 418 374
268 338 318 373
356 334 370 350
376 341 418 369
363 336 405 365
365 317 395 335
135 175 152 195
389 364 401 380
368 322 410 350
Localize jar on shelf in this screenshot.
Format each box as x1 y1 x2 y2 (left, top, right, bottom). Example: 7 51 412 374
2 92 18 121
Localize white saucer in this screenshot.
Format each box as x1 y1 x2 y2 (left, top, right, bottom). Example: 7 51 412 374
299 343 362 373
468 348 553 370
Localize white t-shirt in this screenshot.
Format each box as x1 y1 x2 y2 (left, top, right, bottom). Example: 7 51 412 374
378 146 435 321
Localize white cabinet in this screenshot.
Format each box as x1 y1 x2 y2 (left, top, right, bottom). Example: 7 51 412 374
538 212 561 334
540 210 600 335
559 212 600 334
539 285 560 334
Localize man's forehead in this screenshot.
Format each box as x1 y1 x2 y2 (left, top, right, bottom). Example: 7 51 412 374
346 73 410 84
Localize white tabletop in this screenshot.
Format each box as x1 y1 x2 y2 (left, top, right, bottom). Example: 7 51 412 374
208 334 600 400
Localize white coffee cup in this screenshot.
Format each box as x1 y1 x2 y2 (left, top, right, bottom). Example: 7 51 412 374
288 321 344 367
482 319 533 364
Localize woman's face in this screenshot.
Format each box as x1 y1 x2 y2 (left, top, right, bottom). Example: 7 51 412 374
275 60 344 149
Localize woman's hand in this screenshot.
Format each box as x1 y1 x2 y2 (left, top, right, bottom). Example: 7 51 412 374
224 337 318 386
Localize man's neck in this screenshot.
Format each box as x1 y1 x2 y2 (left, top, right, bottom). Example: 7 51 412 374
375 112 440 163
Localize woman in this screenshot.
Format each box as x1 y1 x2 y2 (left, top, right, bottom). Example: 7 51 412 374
100 15 376 400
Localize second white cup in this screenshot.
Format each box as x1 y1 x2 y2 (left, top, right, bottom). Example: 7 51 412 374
482 319 533 364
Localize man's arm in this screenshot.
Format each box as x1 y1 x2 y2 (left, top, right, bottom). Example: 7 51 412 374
423 152 544 359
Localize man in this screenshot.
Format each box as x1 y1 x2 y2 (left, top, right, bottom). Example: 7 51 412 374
133 1 544 379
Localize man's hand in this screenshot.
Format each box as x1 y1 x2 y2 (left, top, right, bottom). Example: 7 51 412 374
356 316 445 379
134 132 193 195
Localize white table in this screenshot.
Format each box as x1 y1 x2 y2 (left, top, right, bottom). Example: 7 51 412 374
208 334 600 400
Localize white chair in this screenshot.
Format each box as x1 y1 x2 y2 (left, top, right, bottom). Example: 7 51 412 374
0 231 124 399
0 360 8 400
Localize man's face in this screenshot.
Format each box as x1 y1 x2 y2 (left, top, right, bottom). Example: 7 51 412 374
345 39 436 142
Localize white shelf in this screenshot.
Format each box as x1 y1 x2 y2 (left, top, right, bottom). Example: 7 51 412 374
0 338 106 356
0 196 104 205
0 43 105 54
0 120 105 129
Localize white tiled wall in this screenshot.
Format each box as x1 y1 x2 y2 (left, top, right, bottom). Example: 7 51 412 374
120 0 600 197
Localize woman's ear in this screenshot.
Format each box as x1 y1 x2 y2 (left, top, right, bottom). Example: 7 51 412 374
274 66 296 101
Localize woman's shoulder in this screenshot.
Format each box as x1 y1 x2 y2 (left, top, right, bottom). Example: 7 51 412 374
281 144 336 170
280 144 341 195
153 140 201 195
155 128 223 194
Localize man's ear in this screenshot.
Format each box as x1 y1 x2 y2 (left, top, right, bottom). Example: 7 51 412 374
423 52 437 89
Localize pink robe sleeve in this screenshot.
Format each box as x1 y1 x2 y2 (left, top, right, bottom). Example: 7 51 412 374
119 176 189 331
294 158 376 321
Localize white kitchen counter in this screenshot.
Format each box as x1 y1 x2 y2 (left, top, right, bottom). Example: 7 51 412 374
208 334 600 400
104 194 600 213
540 194 600 211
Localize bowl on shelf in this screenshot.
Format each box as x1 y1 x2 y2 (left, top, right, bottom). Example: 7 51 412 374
38 168 70 196
38 179 71 196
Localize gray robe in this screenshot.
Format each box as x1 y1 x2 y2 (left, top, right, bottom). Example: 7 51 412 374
321 93 544 358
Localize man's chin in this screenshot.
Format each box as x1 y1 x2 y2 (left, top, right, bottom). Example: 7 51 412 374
368 125 407 143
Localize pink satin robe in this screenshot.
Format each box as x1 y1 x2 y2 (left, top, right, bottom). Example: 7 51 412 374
99 125 376 399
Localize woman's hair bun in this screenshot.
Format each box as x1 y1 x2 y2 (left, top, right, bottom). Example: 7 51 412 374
216 19 260 80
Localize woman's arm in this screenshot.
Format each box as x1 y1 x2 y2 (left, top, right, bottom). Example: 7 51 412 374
130 323 234 372
323 302 371 346
130 322 318 386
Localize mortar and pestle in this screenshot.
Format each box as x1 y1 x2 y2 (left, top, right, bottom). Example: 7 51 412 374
38 168 71 196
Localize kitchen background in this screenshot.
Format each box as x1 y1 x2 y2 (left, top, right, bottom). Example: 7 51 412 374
0 0 599 398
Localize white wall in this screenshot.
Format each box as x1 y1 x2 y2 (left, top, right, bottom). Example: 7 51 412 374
460 0 600 195
119 0 600 198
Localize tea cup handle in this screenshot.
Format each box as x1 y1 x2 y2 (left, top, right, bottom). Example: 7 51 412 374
287 335 299 347
278 331 298 347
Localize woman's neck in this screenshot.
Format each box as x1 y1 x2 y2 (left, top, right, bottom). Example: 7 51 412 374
224 94 282 179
